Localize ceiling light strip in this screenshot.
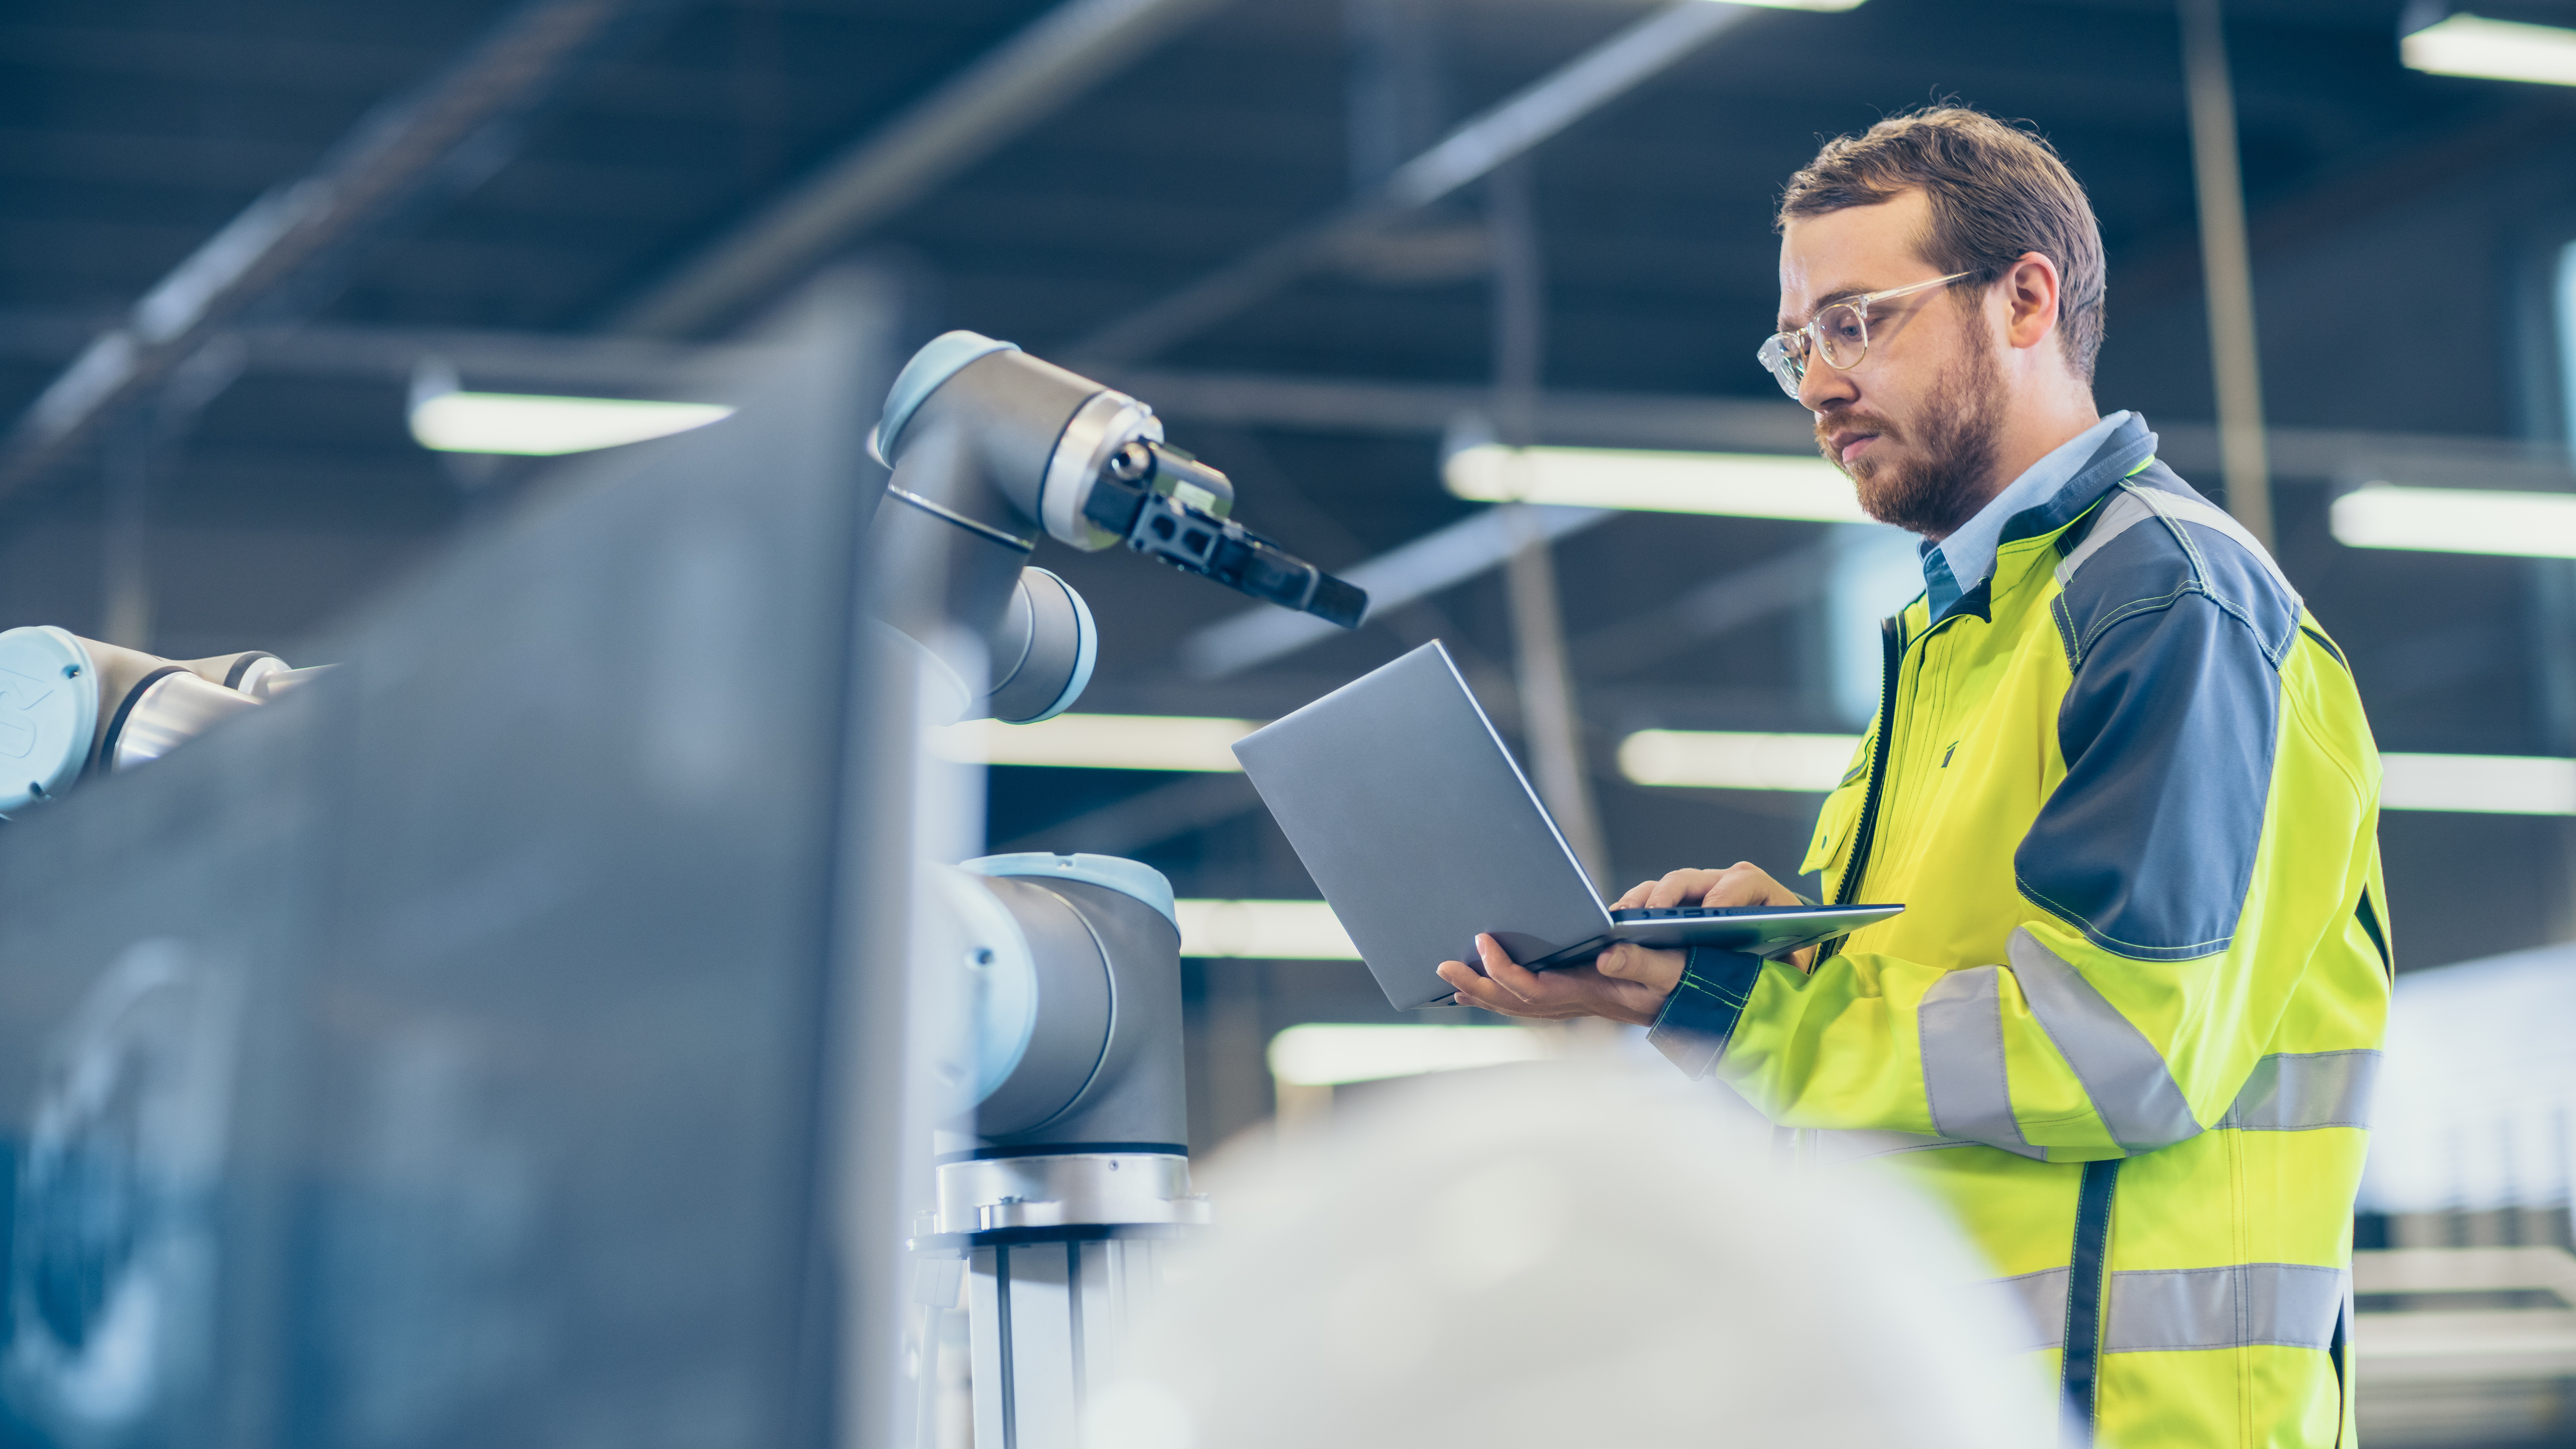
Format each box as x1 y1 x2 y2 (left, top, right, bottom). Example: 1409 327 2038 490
1175 899 1360 959
1267 1024 1554 1086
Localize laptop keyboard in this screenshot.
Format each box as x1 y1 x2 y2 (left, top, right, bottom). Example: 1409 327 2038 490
1612 905 1800 920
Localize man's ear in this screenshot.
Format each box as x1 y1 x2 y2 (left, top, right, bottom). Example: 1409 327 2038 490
2000 251 2062 354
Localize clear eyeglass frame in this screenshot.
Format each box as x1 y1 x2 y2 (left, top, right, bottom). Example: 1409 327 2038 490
1756 271 1975 399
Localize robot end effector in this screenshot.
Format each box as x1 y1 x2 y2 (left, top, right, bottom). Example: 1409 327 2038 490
867 334 1365 724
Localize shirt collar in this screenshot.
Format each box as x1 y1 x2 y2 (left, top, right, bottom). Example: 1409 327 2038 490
1919 410 2133 622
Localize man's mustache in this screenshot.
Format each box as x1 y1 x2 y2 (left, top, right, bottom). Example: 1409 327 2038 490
1813 410 1906 450
1814 410 1906 474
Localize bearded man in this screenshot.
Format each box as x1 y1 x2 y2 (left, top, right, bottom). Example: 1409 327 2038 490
1438 108 2391 1448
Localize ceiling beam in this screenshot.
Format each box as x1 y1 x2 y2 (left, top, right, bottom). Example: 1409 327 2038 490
2 309 2562 488
0 0 670 508
605 0 1235 340
1064 0 1759 366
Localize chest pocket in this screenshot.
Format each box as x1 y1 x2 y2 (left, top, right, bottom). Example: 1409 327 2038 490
1799 741 1876 877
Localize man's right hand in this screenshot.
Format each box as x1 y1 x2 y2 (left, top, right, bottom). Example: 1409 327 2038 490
1607 860 1818 973
1609 861 1803 913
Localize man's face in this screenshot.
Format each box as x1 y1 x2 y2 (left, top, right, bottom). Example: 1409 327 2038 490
1777 191 2003 538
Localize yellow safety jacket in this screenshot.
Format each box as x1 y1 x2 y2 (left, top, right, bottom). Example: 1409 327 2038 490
1649 415 2390 1447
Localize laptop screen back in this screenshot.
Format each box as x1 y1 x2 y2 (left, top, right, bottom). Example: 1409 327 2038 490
1231 641 1612 1008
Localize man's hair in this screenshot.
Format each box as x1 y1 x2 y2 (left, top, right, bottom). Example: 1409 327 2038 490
1779 107 2106 382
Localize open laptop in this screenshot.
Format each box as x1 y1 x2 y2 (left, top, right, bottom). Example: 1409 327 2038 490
1232 640 1901 1009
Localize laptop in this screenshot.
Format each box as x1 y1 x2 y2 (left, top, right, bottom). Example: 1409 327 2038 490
1232 641 1902 1009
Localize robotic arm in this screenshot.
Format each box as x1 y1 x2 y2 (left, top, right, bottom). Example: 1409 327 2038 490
0 626 327 816
866 333 1363 723
870 336 1361 1444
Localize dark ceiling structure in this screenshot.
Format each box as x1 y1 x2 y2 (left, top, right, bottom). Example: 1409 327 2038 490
6 0 2574 1145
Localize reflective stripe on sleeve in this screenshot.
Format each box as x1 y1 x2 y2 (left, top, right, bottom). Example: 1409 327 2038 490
1997 1263 2350 1353
2219 1050 2379 1131
1920 964 2045 1158
2007 928 2203 1150
1805 1128 1977 1165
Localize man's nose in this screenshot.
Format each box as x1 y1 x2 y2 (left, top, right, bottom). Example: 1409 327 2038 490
1798 354 1857 414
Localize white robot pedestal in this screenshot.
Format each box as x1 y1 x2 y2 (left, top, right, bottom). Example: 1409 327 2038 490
909 854 1207 1449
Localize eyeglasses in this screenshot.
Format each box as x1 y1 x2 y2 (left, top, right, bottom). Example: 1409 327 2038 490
1756 271 1974 399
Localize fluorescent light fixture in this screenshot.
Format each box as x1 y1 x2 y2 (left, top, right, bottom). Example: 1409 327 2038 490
1713 0 1866 10
2403 13 2576 87
1444 444 1868 523
1174 900 1360 960
2382 754 2576 815
1620 732 2576 813
929 713 1259 771
1267 1024 1553 1087
2339 482 2576 554
2330 485 2576 558
1618 730 1861 791
410 390 736 456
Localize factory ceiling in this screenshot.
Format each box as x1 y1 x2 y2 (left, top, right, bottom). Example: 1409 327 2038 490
3 0 2573 963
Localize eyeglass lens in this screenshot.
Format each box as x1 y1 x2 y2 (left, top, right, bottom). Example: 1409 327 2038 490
1760 336 1803 397
1814 302 1868 369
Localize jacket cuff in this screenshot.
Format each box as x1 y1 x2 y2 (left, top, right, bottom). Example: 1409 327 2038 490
1647 947 1764 1080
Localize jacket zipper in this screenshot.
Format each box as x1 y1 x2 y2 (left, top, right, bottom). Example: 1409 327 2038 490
1831 614 1906 908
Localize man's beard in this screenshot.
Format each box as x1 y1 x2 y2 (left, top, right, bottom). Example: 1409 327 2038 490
1820 330 2006 538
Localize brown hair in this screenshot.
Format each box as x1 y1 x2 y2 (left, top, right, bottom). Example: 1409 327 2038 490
1779 107 2106 382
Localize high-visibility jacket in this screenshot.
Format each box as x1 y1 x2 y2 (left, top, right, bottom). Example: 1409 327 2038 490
1649 414 2390 1447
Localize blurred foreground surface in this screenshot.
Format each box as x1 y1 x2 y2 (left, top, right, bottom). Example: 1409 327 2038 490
1094 1052 2055 1449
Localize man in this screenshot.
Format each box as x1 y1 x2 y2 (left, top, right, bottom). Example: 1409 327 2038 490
1438 108 2390 1448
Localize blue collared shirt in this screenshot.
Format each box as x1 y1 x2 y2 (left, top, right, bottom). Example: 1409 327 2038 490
1920 410 2133 622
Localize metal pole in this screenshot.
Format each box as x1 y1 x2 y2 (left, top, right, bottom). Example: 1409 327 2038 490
1490 159 1608 891
99 417 155 650
2178 0 2274 548
95 341 245 651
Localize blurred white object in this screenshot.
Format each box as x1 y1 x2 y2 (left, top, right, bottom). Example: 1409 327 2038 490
2351 941 2576 1445
2354 1247 2576 1447
1089 1055 2050 1449
2360 940 2576 1217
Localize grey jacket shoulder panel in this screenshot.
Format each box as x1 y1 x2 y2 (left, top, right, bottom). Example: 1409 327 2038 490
2017 463 2299 962
2050 463 2302 673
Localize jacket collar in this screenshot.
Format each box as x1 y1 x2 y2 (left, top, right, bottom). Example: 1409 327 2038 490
1994 411 2159 550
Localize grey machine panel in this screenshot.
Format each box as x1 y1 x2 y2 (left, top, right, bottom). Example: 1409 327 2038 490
0 679 333 1449
0 277 909 1449
1232 642 1613 1009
